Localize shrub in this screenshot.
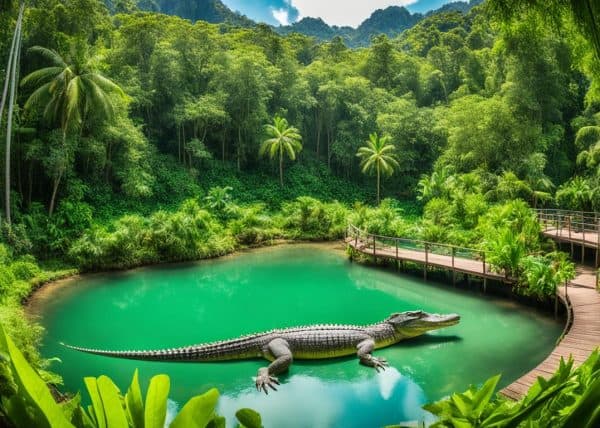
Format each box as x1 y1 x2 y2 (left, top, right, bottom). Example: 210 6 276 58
9 261 41 281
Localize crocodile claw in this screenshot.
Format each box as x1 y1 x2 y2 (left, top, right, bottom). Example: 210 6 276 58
255 373 280 394
371 356 388 372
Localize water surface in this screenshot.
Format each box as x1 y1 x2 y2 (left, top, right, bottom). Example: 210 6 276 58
32 244 561 427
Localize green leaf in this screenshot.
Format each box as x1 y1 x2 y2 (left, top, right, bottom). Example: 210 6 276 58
59 393 81 423
170 388 219 428
471 374 501 417
235 408 262 428
207 415 226 428
125 369 145 428
144 374 170 428
97 375 129 427
0 323 74 428
563 376 600 428
450 393 473 417
84 377 107 428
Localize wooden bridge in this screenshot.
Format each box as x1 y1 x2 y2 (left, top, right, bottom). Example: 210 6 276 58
345 225 505 290
536 209 600 266
345 211 600 401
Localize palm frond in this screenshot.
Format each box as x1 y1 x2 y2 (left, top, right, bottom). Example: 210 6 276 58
28 46 67 68
85 72 125 97
20 67 63 88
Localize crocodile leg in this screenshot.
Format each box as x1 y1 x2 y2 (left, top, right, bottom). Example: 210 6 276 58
256 338 293 394
357 338 388 372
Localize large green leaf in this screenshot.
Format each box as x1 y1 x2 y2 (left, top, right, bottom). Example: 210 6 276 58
97 375 129 427
0 322 73 428
125 369 144 428
169 388 219 428
144 374 170 428
562 376 600 428
471 374 501 417
84 377 107 428
235 408 263 428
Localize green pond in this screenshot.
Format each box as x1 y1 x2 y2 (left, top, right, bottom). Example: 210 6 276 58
32 244 562 427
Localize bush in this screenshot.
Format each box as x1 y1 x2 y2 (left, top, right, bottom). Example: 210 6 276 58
9 261 40 281
0 267 16 297
281 197 349 240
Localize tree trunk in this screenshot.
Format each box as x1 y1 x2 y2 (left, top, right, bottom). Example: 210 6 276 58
315 110 320 159
27 161 32 208
48 171 63 217
326 127 331 169
49 130 67 216
377 164 381 205
182 125 187 167
177 125 181 163
279 147 283 188
237 126 242 171
222 137 225 162
4 3 24 224
0 2 20 130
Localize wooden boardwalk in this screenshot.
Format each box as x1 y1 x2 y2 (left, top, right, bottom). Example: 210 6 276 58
501 265 600 399
345 226 505 287
346 222 600 401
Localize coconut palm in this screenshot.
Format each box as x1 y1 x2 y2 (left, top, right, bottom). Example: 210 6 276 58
21 44 124 215
260 115 302 187
356 133 399 205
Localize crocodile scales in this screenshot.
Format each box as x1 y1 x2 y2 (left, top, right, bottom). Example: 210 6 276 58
62 310 460 393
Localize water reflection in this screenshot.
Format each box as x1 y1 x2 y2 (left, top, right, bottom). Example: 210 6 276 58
213 368 431 428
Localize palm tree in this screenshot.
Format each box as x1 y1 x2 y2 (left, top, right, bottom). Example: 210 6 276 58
260 116 302 188
21 44 124 215
356 133 399 205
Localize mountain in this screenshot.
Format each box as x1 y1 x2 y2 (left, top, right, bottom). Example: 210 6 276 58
277 17 354 41
353 6 422 45
275 1 482 47
105 0 254 26
105 0 482 47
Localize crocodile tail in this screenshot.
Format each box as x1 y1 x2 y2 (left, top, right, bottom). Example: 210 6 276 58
60 342 200 361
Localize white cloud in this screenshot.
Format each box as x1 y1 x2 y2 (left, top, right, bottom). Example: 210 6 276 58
290 0 416 27
272 7 291 26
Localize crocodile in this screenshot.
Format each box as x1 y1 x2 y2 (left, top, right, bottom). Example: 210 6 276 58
62 310 459 394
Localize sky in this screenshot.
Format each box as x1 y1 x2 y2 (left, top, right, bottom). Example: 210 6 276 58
221 0 455 27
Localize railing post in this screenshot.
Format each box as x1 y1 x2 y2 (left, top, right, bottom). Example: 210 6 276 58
452 247 456 286
596 219 599 268
424 243 429 281
395 238 399 271
482 251 487 293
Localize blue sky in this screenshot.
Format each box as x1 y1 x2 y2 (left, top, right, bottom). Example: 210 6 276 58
222 0 455 27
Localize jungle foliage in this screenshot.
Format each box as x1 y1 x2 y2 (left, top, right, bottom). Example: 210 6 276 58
0 322 263 428
0 0 599 424
421 349 600 428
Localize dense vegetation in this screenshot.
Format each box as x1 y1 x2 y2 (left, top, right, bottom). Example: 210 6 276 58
0 0 599 425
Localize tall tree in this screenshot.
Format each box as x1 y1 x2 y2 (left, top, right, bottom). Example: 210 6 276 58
0 0 24 224
21 44 124 215
356 133 399 204
260 116 303 187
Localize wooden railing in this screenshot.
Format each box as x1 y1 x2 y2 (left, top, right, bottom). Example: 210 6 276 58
535 209 600 240
535 209 600 268
346 225 489 279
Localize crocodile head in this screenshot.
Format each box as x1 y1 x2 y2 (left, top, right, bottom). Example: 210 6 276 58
385 310 460 338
